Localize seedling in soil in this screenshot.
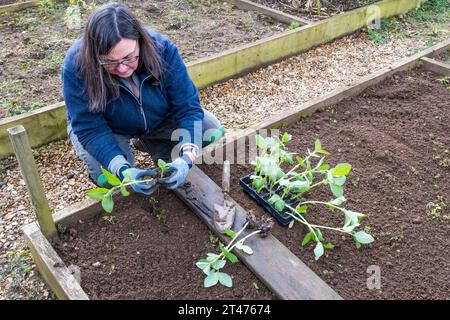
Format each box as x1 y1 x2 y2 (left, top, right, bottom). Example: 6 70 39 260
426 196 450 222
87 167 155 214
196 222 261 288
248 133 374 260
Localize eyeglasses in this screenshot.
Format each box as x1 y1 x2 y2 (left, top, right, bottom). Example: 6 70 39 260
99 43 139 70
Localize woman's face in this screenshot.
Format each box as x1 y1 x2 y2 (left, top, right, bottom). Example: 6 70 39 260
100 38 139 78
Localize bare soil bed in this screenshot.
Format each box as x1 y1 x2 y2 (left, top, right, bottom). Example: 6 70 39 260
252 0 377 21
53 188 276 300
200 68 450 299
0 0 285 118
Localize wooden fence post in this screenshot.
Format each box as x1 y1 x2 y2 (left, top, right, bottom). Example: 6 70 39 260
7 125 57 239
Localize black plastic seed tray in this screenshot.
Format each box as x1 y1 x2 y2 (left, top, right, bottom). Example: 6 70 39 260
239 173 297 227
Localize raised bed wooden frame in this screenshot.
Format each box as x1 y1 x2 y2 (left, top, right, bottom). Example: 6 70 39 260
0 0 429 159
20 38 450 300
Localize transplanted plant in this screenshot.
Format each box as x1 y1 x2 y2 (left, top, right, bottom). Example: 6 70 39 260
196 222 260 288
250 133 374 260
157 159 171 178
87 167 155 213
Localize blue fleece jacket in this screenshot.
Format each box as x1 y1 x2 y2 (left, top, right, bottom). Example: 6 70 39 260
61 30 204 171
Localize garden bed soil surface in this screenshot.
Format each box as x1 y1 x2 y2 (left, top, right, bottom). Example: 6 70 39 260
53 188 275 300
0 0 285 118
200 68 450 299
252 0 377 21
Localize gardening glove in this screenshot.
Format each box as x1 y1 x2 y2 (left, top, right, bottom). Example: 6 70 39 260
203 126 225 147
121 167 158 196
159 157 190 190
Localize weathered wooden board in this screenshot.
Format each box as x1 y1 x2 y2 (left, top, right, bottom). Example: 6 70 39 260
8 125 57 239
22 222 89 300
174 166 342 300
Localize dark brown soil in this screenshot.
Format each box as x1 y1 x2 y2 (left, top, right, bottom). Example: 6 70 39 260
252 0 377 21
0 0 285 118
200 68 450 299
54 188 276 300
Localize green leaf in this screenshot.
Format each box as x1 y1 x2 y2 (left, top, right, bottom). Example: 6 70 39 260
157 159 166 169
101 196 114 213
333 176 346 186
315 139 322 152
296 156 303 166
100 167 121 186
206 253 219 262
317 149 331 155
296 205 308 214
314 242 324 260
330 183 344 197
87 188 109 200
225 228 236 239
211 259 226 270
332 163 352 177
220 244 239 263
281 132 292 143
274 199 285 212
268 194 281 205
289 180 310 193
315 229 324 242
301 232 313 246
330 196 346 206
241 245 253 255
355 240 362 249
204 271 219 288
318 164 330 171
284 153 294 164
353 231 375 244
196 259 210 270
120 186 130 197
218 272 233 288
251 176 264 191
323 243 335 249
255 135 267 150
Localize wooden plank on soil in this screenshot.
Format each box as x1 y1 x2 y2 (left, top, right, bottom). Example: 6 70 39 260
223 0 309 25
7 125 57 240
420 57 450 76
22 222 89 300
174 166 342 300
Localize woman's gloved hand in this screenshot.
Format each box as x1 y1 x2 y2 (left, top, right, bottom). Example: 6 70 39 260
122 167 158 195
159 157 189 190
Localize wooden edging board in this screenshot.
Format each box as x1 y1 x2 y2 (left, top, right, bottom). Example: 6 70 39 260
0 0 428 159
420 57 450 76
22 39 449 300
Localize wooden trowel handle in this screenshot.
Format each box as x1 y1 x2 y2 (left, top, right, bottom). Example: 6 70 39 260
222 160 230 193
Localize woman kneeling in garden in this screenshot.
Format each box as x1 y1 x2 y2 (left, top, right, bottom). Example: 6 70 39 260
62 2 223 195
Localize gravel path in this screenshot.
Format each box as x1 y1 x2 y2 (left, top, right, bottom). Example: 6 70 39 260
1 18 449 299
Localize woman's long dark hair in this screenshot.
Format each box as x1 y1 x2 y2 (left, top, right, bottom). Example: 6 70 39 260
77 2 163 112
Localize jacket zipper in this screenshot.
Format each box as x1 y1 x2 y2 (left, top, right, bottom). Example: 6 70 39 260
119 74 152 133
